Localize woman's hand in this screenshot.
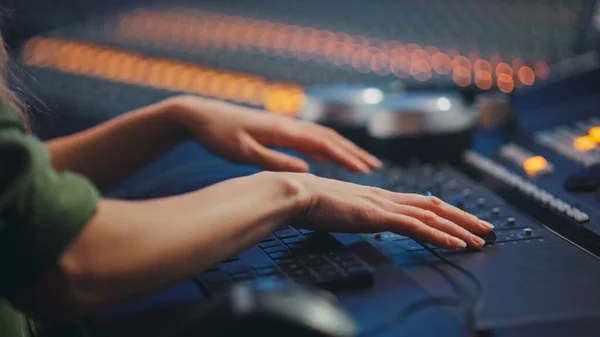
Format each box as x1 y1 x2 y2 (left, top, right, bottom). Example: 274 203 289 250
287 172 494 250
171 95 382 173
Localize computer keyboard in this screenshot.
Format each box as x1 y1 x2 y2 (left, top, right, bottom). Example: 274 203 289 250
195 226 375 297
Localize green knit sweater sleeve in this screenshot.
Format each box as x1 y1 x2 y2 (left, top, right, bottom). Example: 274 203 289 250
0 103 101 337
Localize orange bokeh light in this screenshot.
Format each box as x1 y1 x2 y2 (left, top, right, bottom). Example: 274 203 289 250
523 156 548 176
497 73 514 93
573 135 596 152
411 59 432 82
453 66 472 87
474 59 492 73
474 70 492 90
589 126 600 142
518 66 536 86
453 55 472 72
431 52 452 75
495 62 513 77
535 61 550 80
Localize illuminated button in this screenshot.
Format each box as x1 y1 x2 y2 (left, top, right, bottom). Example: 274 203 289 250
507 217 516 227
523 156 549 176
574 135 596 152
492 207 501 216
462 189 472 200
523 228 533 237
477 198 485 208
590 126 600 142
573 210 590 224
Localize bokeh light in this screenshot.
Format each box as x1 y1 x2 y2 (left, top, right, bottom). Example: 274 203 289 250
21 37 305 116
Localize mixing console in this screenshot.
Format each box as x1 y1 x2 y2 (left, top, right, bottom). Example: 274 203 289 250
7 0 600 335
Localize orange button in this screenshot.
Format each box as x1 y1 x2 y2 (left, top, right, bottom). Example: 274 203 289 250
589 126 600 142
523 156 548 176
573 135 596 152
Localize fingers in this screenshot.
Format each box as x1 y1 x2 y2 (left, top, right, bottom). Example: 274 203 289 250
388 193 494 235
383 213 468 250
385 203 486 249
323 129 382 169
301 139 373 174
242 135 309 172
270 121 381 174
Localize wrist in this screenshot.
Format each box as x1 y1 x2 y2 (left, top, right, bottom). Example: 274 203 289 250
163 95 209 137
256 171 314 220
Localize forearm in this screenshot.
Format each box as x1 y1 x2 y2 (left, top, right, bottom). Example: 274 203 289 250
16 171 309 326
44 98 188 189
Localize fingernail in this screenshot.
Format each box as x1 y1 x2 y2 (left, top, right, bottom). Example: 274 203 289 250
358 163 371 173
480 220 495 229
372 157 384 167
474 236 486 247
453 238 467 249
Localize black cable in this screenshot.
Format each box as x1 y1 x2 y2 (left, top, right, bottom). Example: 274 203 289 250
420 243 485 334
357 243 486 337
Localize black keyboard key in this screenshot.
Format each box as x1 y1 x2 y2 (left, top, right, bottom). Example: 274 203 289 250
291 274 319 284
316 269 344 282
304 257 329 268
221 256 240 263
288 268 310 278
311 264 337 273
269 251 292 259
280 263 301 270
346 265 373 275
274 257 297 265
328 254 353 263
304 254 322 261
338 260 365 269
287 241 309 250
231 272 255 281
299 229 314 235
256 267 279 276
259 241 282 249
251 263 274 270
283 237 305 244
259 235 276 243
274 228 300 239
200 270 231 284
224 265 251 274
263 246 288 254
197 270 232 294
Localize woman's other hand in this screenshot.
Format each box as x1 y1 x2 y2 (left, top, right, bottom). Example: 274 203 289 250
170 95 382 173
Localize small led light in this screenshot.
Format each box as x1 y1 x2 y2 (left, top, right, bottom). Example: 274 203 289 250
362 88 384 104
436 97 452 111
573 135 596 152
589 126 600 142
523 156 548 176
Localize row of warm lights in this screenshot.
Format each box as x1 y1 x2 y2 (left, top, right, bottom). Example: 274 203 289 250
573 127 600 152
111 8 550 94
20 37 305 116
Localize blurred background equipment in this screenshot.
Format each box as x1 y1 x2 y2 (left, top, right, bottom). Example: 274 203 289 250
4 1 600 336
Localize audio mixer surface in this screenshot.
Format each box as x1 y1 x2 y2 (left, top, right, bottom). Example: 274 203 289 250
6 1 600 336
